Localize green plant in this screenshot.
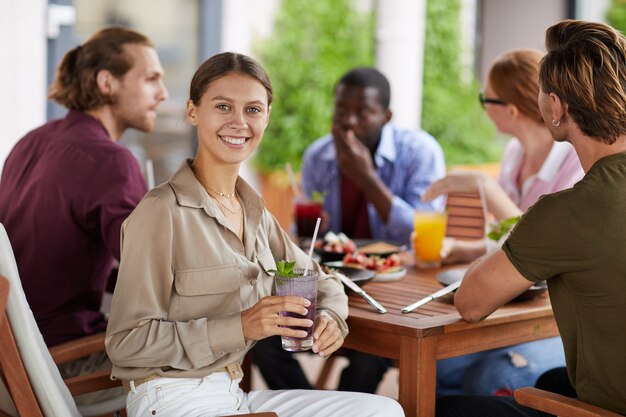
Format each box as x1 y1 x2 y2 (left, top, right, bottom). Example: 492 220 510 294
253 0 375 174
255 0 501 173
422 0 502 164
269 260 301 277
487 216 520 241
607 0 626 33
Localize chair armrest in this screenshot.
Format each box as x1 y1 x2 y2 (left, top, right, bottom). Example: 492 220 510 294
514 387 622 417
64 369 121 397
50 333 122 397
49 332 107 365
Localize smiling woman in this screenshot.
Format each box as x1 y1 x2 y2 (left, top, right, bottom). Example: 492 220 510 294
104 52 404 417
189 73 270 185
189 71 271 237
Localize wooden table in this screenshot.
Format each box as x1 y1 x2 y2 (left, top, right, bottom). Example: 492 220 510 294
342 264 559 417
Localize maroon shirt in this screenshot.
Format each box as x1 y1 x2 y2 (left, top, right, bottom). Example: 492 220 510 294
340 174 372 239
0 111 147 346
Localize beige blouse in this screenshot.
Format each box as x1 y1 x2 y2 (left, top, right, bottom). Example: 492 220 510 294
105 160 349 381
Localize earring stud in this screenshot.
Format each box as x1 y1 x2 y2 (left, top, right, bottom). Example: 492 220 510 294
552 119 560 127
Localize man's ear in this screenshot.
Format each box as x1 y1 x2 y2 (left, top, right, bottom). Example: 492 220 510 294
550 92 566 122
384 109 392 124
95 70 117 96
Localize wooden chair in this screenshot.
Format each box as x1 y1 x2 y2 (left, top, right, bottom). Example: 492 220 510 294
514 387 622 417
0 276 41 417
0 221 125 417
0 276 123 417
444 192 486 240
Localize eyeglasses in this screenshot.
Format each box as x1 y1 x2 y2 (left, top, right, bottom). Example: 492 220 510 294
478 91 507 109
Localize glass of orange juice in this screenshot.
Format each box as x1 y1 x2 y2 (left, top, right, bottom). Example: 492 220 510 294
413 211 447 268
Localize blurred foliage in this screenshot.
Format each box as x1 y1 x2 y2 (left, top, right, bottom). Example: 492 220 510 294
254 0 501 173
254 0 375 173
607 0 626 33
422 0 501 164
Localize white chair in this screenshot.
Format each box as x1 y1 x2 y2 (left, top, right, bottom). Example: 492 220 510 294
0 223 124 417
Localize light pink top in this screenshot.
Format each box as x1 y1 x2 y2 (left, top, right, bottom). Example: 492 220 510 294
498 138 584 211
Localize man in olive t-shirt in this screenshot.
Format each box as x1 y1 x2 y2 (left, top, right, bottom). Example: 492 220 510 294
436 20 626 417
502 152 626 412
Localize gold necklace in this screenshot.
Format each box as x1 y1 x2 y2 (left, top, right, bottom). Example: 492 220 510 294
206 184 236 198
209 191 242 214
213 193 244 238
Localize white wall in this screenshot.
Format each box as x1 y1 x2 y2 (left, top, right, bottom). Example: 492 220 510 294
221 0 281 189
479 0 613 82
478 0 565 82
376 0 426 130
576 0 611 22
0 0 47 172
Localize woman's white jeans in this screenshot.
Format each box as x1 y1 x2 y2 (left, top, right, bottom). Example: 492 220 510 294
126 372 404 417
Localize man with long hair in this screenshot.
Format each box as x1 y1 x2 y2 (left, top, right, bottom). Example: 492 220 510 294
0 27 168 402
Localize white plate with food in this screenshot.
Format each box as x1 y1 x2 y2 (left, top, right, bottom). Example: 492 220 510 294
354 240 407 257
324 261 406 283
313 232 357 263
373 266 407 282
341 252 406 282
313 232 406 263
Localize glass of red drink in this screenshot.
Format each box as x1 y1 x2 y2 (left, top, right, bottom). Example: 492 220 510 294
294 198 323 238
273 269 318 351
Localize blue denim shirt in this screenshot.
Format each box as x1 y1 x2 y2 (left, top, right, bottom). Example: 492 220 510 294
301 124 446 246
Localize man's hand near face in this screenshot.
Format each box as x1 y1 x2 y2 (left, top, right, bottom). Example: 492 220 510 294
331 125 394 223
332 126 378 187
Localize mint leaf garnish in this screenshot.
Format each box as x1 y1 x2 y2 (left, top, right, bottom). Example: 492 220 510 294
268 260 302 277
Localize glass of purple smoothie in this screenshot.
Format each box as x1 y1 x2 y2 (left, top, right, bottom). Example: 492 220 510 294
273 269 318 351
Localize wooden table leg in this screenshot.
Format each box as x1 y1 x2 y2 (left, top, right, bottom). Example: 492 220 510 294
398 336 437 417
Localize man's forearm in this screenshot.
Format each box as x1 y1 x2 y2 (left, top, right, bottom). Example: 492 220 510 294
455 249 534 322
357 173 393 223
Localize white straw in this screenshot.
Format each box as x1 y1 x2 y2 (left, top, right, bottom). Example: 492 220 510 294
477 179 489 234
285 162 300 197
146 159 155 190
303 217 322 276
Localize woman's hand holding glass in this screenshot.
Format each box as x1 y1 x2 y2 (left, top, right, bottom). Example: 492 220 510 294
241 297 343 357
241 296 312 342
311 312 343 357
